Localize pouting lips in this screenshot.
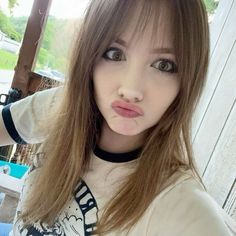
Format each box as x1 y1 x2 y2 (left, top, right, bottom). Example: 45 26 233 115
111 100 144 115
112 101 143 118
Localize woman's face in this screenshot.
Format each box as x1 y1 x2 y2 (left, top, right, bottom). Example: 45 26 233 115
93 13 180 138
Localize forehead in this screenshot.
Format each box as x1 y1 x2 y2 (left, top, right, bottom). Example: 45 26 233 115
117 2 173 48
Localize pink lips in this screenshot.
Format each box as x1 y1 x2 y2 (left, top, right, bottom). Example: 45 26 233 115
111 100 144 118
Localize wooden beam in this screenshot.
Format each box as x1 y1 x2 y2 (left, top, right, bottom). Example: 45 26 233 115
11 0 53 97
28 72 61 95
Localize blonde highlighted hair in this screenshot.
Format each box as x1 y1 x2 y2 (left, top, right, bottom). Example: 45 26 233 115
19 0 209 234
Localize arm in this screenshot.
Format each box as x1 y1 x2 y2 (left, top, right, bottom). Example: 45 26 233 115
0 111 14 145
0 86 63 146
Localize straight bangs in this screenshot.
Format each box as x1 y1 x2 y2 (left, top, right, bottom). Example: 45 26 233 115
79 0 168 68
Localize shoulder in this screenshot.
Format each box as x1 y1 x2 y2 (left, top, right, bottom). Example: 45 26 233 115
11 85 64 111
146 169 235 236
1 86 64 144
2 86 63 120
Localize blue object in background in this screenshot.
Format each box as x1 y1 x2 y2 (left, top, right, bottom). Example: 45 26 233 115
0 222 13 236
0 160 29 179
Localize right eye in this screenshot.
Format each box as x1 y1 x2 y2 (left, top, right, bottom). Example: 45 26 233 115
102 47 126 61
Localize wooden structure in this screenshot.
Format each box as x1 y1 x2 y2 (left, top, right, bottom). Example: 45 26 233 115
11 0 53 96
192 0 236 221
0 0 56 162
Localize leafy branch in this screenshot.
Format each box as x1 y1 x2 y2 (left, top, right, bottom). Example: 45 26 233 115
8 0 18 14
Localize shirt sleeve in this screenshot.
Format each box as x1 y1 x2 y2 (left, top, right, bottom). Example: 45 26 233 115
0 86 63 145
146 177 235 236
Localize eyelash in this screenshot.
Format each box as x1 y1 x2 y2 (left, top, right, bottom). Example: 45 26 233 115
102 47 178 74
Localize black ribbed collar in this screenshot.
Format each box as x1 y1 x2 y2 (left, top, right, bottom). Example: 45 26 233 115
93 144 142 163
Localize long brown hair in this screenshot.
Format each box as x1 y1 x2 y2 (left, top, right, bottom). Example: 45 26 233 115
19 0 209 234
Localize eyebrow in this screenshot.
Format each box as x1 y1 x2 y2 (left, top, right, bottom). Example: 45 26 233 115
114 38 174 54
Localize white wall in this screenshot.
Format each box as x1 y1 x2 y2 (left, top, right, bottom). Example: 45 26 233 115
192 0 236 220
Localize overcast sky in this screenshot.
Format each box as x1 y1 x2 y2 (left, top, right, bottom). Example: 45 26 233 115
0 0 90 18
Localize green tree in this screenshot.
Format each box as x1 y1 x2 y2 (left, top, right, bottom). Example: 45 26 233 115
36 16 71 73
0 10 21 41
204 0 219 14
8 0 18 14
42 16 57 51
9 16 27 41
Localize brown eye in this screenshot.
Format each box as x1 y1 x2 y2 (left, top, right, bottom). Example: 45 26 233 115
152 59 178 73
102 47 125 61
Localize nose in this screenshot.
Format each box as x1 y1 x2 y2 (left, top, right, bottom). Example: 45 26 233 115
118 71 144 103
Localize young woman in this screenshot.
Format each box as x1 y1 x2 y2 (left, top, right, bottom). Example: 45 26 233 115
0 0 235 235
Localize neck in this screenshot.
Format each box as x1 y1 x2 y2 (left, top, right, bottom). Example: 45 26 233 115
98 121 147 153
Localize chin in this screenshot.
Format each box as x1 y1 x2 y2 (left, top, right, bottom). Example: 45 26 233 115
109 122 143 136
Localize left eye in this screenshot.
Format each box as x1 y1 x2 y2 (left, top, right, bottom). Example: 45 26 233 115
152 59 178 73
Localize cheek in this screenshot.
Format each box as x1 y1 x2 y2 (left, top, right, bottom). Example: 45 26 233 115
147 80 179 114
93 62 119 94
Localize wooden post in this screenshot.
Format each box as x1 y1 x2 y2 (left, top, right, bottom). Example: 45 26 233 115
11 0 53 97
0 0 52 162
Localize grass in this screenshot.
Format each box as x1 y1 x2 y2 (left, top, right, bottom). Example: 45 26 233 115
0 49 18 70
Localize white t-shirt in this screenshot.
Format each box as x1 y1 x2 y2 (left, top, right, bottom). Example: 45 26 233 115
0 87 235 236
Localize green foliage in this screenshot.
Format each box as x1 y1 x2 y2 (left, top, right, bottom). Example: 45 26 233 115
9 16 27 42
37 48 49 66
7 0 18 14
0 10 21 41
54 57 67 74
0 4 74 74
36 16 71 74
37 47 56 68
0 49 18 70
0 10 69 74
204 0 219 14
42 16 57 51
